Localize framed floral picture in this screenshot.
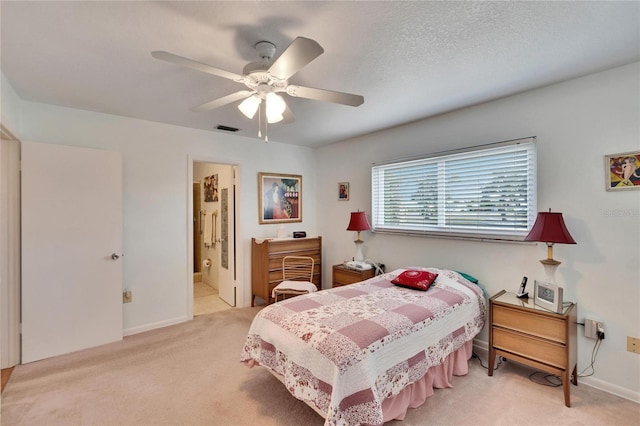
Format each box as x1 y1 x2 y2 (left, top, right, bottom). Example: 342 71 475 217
258 172 302 224
606 151 640 191
338 182 349 201
203 174 219 202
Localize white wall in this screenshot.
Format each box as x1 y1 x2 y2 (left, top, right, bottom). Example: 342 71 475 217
17 101 319 333
1 73 22 137
317 62 640 400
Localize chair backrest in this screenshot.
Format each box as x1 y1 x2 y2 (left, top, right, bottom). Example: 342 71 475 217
282 256 314 282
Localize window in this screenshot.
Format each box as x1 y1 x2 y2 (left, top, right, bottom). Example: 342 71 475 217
371 137 536 241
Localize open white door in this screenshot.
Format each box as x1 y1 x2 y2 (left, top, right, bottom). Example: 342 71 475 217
217 165 236 306
21 141 123 363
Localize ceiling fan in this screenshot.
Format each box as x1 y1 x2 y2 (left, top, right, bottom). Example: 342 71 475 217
151 37 364 137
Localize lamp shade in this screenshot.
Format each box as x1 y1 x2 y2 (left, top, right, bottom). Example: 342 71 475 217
347 211 371 232
265 93 286 123
238 95 261 119
524 211 576 244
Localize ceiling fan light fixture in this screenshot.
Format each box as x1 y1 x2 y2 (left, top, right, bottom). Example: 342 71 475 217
238 95 261 119
266 93 286 123
267 113 284 124
266 92 286 113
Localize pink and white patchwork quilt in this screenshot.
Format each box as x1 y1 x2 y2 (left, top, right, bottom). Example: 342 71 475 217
241 268 486 426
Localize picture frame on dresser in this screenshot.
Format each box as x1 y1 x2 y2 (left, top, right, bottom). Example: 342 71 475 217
258 172 302 224
533 280 563 313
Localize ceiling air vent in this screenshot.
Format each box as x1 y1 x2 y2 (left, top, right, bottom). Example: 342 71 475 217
216 125 239 132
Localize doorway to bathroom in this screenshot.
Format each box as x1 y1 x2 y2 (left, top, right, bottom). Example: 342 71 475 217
192 161 237 316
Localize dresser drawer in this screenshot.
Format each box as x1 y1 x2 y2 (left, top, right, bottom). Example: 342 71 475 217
493 328 566 369
493 304 566 344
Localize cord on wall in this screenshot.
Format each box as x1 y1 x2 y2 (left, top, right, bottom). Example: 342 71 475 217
579 337 603 377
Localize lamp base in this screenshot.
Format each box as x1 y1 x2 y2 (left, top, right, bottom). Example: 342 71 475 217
540 258 560 284
353 239 365 262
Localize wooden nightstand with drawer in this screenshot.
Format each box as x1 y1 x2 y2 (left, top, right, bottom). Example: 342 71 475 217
488 290 577 407
332 264 376 287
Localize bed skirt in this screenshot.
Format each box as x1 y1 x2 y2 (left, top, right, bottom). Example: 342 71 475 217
263 339 474 424
381 339 474 422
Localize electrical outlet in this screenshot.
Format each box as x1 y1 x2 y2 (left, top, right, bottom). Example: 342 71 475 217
123 290 132 304
596 322 605 340
585 319 598 339
628 336 640 354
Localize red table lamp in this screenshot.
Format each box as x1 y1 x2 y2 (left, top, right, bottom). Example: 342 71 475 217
347 211 371 262
524 209 576 283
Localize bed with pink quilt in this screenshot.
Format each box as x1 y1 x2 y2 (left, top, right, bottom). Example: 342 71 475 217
240 268 486 425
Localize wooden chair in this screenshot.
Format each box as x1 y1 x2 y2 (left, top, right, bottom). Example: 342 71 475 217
272 256 317 302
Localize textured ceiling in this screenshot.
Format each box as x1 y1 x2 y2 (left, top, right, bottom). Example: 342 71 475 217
1 1 638 147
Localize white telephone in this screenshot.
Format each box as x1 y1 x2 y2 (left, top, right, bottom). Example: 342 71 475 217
344 260 372 270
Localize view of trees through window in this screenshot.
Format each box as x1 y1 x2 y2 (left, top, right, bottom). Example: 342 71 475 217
372 138 536 240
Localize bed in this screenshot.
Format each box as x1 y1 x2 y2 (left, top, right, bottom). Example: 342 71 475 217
240 267 486 425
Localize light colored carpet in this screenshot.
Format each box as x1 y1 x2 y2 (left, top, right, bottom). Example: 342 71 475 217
2 307 638 425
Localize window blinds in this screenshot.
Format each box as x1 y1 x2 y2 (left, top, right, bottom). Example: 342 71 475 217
372 137 537 241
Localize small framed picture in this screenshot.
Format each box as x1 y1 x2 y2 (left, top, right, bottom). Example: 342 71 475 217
533 280 564 313
338 182 349 201
605 151 640 191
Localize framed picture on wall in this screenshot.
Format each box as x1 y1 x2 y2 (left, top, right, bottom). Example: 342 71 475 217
258 172 302 224
605 151 640 191
338 182 349 201
203 174 219 202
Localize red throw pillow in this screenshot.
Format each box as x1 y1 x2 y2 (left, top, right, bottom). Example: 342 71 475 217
391 270 438 291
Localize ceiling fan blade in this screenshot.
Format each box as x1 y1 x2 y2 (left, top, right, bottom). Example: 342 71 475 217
280 104 296 124
286 85 364 107
191 90 253 112
268 37 324 80
151 51 243 82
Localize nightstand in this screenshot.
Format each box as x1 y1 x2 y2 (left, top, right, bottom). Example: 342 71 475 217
488 290 577 407
332 264 376 287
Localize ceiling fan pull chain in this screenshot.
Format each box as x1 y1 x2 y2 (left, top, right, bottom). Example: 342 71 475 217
257 102 262 139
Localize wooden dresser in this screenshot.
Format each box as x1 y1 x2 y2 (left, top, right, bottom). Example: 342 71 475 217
488 290 577 407
251 236 322 306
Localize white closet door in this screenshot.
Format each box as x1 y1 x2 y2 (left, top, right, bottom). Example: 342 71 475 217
21 141 123 363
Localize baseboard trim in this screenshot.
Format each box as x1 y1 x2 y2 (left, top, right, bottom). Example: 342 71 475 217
579 376 640 403
472 337 639 403
472 338 489 354
123 315 189 337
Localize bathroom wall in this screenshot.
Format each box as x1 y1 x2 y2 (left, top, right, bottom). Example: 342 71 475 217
194 162 220 290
